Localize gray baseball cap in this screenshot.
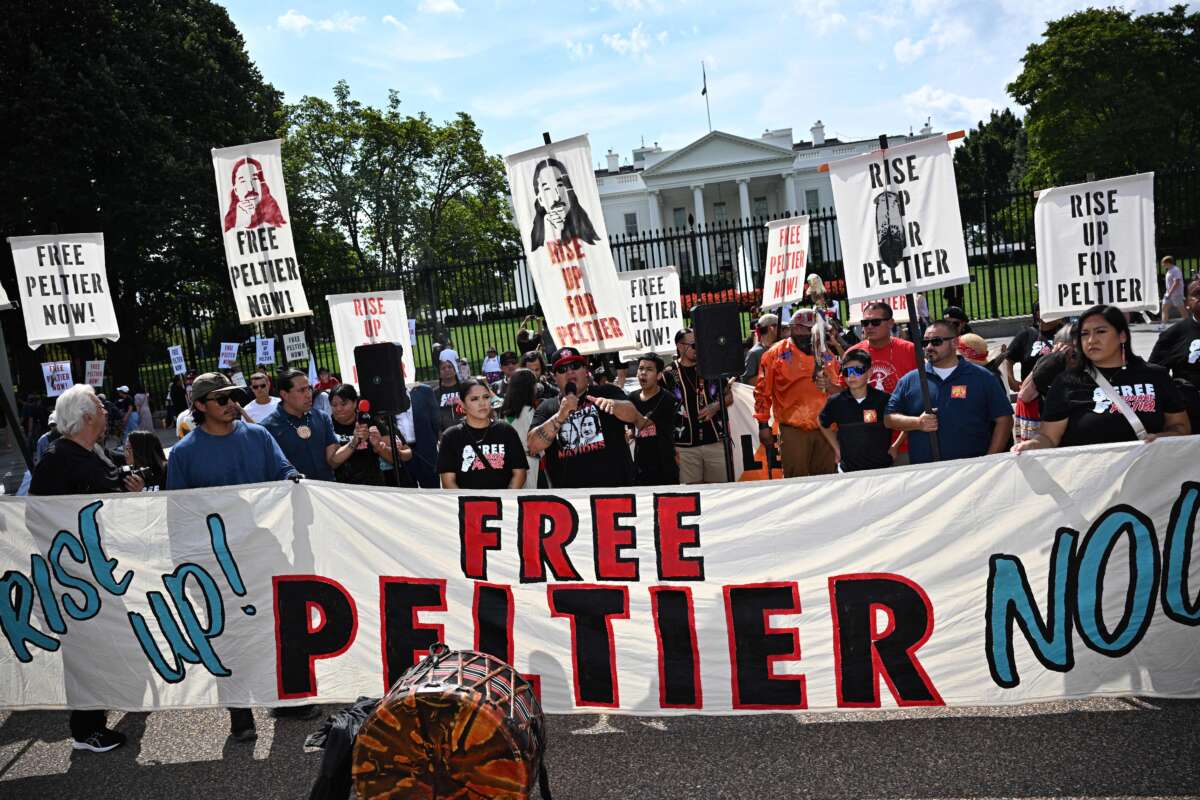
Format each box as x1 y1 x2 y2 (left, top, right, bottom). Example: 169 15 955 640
191 372 240 402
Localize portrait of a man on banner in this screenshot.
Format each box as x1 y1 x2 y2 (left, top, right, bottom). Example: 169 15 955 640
529 157 600 252
221 156 288 232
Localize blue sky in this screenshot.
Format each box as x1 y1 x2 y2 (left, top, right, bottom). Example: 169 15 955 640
220 0 1182 165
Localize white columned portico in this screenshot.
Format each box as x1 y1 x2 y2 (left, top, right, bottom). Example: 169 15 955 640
783 172 798 215
691 183 711 275
737 178 752 221
647 190 662 232
737 178 756 291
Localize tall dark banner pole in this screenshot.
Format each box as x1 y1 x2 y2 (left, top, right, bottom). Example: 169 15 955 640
877 134 940 461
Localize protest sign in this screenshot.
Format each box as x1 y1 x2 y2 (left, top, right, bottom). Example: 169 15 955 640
327 290 417 387
617 267 682 362
255 336 275 366
761 217 810 310
828 136 969 304
283 331 309 363
505 135 636 355
846 294 910 325
231 371 246 387
218 342 239 370
7 233 120 348
168 345 187 376
1034 173 1157 321
40 361 72 397
211 139 312 324
84 360 105 387
408 318 417 346
0 440 1196 713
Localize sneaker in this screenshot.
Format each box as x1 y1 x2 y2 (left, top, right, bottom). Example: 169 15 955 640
72 728 126 753
229 708 257 742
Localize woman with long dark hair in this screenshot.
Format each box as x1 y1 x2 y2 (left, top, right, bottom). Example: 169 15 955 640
436 379 527 490
126 429 168 490
499 368 540 488
1013 304 1190 451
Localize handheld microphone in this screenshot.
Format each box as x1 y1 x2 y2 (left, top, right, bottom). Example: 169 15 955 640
564 380 577 397
357 399 372 426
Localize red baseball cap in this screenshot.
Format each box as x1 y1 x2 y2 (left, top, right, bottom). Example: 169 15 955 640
552 347 587 369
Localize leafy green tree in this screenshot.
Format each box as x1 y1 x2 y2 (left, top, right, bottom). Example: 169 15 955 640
0 1 283 388
1009 5 1200 185
954 108 1027 199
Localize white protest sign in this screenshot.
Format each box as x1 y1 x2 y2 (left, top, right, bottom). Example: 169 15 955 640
505 134 637 355
327 290 417 387
408 318 417 347
846 294 911 325
283 331 308 363
0 441 1196 713
617 266 681 361
211 139 311 324
218 342 239 369
40 361 72 397
828 136 969 304
84 360 105 387
1034 172 1158 321
7 233 120 348
231 371 247 387
762 217 810 309
255 336 275 366
168 345 187 376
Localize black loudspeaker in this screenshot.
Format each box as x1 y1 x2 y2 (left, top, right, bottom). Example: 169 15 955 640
691 302 744 379
354 343 411 413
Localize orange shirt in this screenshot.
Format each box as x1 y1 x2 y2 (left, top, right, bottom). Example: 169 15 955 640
753 338 839 430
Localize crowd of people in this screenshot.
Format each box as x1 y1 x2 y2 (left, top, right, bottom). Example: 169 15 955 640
19 271 1200 752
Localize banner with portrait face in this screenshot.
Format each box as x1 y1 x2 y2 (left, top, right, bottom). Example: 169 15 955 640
1034 173 1158 321
327 291 417 388
211 139 312 324
828 136 969 305
8 233 120 348
505 135 636 355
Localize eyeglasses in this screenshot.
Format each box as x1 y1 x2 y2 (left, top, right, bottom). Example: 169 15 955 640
554 362 585 374
250 383 268 390
841 366 866 378
683 342 697 349
922 337 949 347
862 318 889 327
205 394 235 406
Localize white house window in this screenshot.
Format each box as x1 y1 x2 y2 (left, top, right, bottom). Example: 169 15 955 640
805 189 821 213
753 196 768 219
712 202 728 223
623 212 638 236
672 207 687 229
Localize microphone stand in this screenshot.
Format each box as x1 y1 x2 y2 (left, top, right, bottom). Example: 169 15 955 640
717 376 735 483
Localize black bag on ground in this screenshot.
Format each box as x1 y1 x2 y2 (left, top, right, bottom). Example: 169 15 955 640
305 696 380 800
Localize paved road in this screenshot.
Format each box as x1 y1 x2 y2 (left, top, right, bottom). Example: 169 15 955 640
1 698 1197 799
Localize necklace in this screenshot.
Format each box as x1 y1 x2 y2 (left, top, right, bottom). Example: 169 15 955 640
287 410 313 439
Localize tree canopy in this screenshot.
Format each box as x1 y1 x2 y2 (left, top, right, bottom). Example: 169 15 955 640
1009 5 1200 185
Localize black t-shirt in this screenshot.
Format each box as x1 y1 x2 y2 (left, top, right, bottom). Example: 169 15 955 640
1148 316 1200 389
628 388 680 486
531 383 634 488
435 383 465 434
436 420 527 490
1030 349 1072 397
818 387 894 472
1006 327 1056 381
1042 358 1186 447
30 439 126 496
666 363 724 447
332 419 387 486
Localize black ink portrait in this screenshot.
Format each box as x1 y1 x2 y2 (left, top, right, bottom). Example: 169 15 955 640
222 157 288 232
529 158 600 252
874 191 905 269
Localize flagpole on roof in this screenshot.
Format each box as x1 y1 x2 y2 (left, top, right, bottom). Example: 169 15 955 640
701 61 712 133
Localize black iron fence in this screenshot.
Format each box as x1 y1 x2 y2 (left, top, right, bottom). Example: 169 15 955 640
31 168 1200 407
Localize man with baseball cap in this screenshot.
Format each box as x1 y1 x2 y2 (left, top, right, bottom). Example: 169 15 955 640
754 307 841 477
166 372 300 743
527 346 644 487
741 312 781 386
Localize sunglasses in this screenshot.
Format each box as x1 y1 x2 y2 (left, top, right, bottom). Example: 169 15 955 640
862 318 889 327
250 383 268 390
683 342 697 349
922 337 949 347
554 362 585 374
841 366 866 378
205 394 236 406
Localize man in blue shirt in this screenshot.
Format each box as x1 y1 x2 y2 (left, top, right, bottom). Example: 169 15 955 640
261 368 354 482
165 371 299 742
885 320 1013 463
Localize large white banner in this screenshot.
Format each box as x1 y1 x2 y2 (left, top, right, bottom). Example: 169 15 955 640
2 440 1196 714
7 233 120 348
761 217 810 310
828 136 969 304
505 135 636 355
1035 172 1158 321
617 267 681 362
327 290 417 388
211 139 312 324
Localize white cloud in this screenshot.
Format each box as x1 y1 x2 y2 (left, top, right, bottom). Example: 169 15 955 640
791 0 848 35
566 39 594 61
902 84 1000 126
656 30 669 45
276 9 365 34
893 37 926 63
893 16 972 64
603 23 652 57
418 0 464 14
381 14 406 30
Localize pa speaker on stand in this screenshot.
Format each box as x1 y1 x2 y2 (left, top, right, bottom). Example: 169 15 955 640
688 301 742 482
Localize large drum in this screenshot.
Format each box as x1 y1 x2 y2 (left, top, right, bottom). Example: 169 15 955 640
352 644 547 799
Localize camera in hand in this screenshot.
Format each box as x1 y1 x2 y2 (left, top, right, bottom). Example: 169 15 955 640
119 464 153 479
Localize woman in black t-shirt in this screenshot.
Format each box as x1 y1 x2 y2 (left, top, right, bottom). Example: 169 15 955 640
437 379 527 490
1014 304 1190 452
1148 275 1200 429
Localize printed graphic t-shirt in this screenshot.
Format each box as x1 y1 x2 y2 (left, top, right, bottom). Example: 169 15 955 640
1041 359 1185 447
1149 316 1200 390
1006 327 1056 381
628 388 680 485
531 383 634 488
436 383 466 433
818 387 893 472
436 420 527 490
